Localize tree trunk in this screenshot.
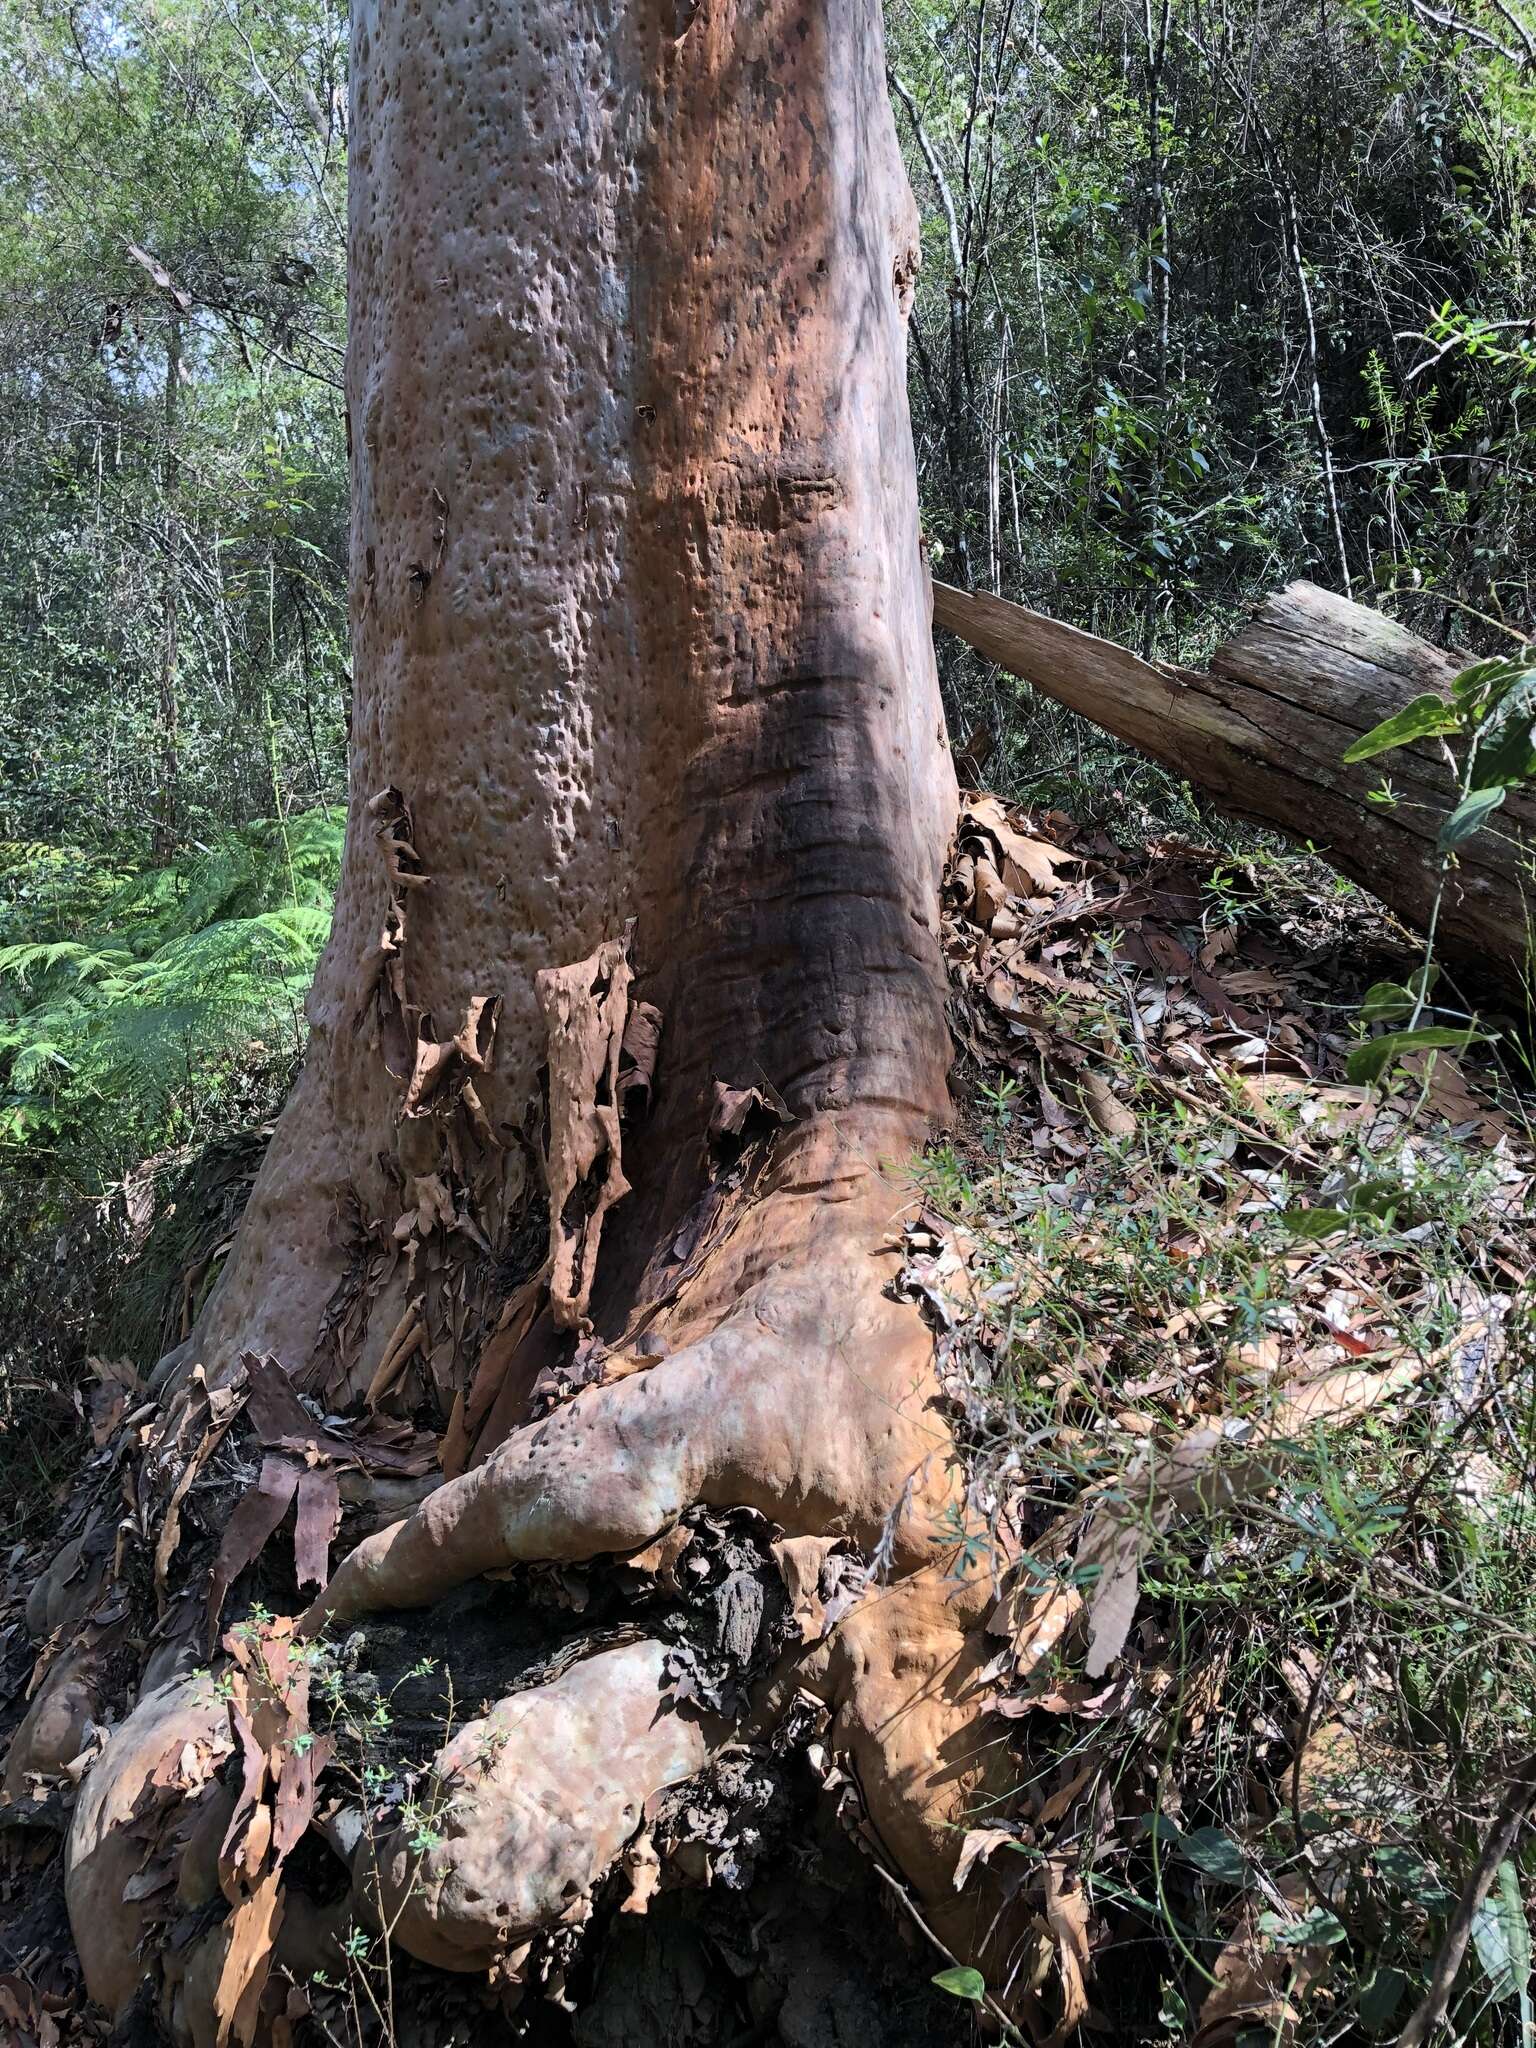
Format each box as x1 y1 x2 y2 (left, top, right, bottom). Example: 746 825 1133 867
41 0 1017 2036
155 311 183 858
934 577 1536 994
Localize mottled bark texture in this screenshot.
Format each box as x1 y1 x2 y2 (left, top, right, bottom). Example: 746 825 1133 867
935 578 1535 994
55 0 1018 2032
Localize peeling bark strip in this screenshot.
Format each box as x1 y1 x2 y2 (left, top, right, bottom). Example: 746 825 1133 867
933 579 1536 991
538 939 633 1329
401 991 501 1123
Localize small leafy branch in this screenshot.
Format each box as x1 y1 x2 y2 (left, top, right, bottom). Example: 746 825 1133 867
306 1640 458 2048
1342 646 1536 1084
207 1615 458 2048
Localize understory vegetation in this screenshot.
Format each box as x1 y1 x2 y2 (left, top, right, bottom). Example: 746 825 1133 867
911 793 1536 2041
1 0 1536 2041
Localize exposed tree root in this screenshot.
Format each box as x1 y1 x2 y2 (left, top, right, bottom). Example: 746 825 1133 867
51 1147 1023 2038
352 1640 713 1972
293 1164 1009 1980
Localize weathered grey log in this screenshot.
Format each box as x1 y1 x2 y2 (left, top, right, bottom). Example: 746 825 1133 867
932 577 1535 993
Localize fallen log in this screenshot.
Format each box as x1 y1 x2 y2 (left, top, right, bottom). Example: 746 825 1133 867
932 577 1536 995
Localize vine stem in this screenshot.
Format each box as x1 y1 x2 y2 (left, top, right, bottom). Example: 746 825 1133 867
1406 736 1476 1032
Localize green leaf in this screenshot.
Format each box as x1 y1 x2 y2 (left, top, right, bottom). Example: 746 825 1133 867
1360 980 1414 1024
1158 1985 1191 2031
1140 1813 1185 1851
1260 1905 1348 1948
1358 1965 1408 2034
1281 1207 1352 1240
1472 1859 1531 2002
1452 656 1523 714
1177 1827 1251 1885
1343 694 1460 763
1348 1177 1408 1221
1362 966 1438 1023
1346 1027 1486 1087
1373 1846 1457 1908
1438 786 1505 851
931 1966 987 2003
1474 670 1536 787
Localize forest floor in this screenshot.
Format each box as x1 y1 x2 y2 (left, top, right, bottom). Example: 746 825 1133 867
901 789 1536 2044
0 791 1533 2046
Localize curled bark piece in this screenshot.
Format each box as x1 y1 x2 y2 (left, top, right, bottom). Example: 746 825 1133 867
365 786 428 892
537 940 633 1329
353 1640 710 1971
401 994 501 1120
618 1001 663 1120
205 1454 301 1649
707 1077 791 1150
292 1465 341 1591
211 1865 284 2048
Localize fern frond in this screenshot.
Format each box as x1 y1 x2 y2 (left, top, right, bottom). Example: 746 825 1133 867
0 939 136 986
0 810 343 1186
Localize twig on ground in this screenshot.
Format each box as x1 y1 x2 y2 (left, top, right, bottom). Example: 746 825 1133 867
1395 1749 1536 2048
869 1860 1030 2041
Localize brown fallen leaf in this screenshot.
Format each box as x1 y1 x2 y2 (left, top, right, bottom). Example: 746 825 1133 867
1403 1047 1511 1144
963 796 1078 895
986 1571 1083 1682
1042 1852 1095 2048
1077 1068 1136 1139
1192 1880 1327 2048
1036 1757 1101 1828
1218 966 1289 998
953 1824 1020 1891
